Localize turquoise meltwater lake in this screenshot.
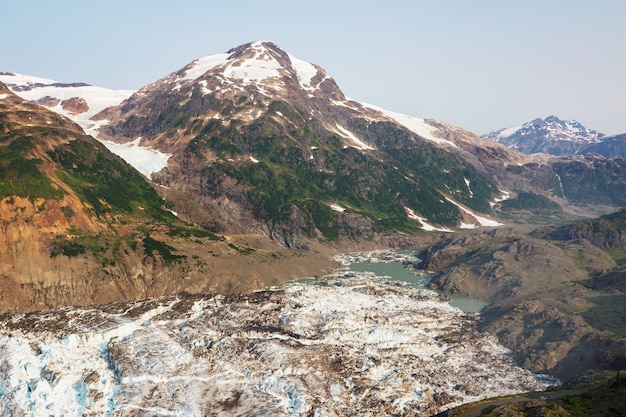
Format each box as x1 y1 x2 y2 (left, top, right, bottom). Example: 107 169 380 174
345 254 488 313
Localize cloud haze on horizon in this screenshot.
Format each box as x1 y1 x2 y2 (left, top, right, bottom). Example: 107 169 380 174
3 0 625 135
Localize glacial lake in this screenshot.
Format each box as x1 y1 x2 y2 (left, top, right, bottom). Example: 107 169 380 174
305 250 487 313
346 258 488 313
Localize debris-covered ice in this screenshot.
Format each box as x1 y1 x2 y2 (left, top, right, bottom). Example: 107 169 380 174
0 271 546 416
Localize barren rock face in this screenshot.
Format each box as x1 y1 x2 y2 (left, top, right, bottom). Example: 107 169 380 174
0 274 546 416
61 96 89 114
33 95 61 107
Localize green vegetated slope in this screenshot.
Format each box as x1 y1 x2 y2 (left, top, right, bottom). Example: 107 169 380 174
105 84 501 243
442 372 626 417
0 84 339 314
552 155 626 206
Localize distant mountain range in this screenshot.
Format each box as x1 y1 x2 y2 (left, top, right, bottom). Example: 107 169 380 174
484 115 626 159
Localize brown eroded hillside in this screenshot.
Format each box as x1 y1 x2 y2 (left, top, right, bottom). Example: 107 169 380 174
0 83 338 313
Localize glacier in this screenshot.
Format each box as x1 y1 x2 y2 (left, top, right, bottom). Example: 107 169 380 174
0 267 547 416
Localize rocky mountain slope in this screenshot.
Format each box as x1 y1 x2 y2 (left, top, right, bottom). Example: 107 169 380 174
0 83 337 314
581 132 626 160
7 43 626 238
95 41 526 244
484 115 605 155
420 214 626 380
485 115 626 160
93 42 626 236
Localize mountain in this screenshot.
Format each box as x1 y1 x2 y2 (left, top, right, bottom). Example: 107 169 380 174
0 83 337 314
580 132 626 160
483 115 605 156
420 224 626 380
94 41 527 245
0 72 171 177
0 71 134 135
5 43 626 237
485 115 626 160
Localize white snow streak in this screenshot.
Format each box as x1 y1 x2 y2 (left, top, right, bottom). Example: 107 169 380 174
496 125 523 139
335 124 374 150
360 103 457 147
330 203 346 212
490 190 511 207
464 178 473 197
288 53 319 91
404 206 453 232
445 198 503 227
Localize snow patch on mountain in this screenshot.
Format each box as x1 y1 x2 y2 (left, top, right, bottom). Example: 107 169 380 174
490 190 512 207
223 44 283 85
492 124 523 140
100 137 171 177
330 203 346 212
445 198 503 227
405 206 453 232
288 54 319 90
335 124 375 150
0 72 133 132
360 102 457 148
183 53 231 80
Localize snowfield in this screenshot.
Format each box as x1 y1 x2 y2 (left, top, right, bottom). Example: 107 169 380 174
0 269 546 416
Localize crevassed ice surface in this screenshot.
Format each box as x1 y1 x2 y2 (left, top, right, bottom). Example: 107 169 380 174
0 273 545 416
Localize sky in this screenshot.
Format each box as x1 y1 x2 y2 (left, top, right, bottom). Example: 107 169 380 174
3 0 626 135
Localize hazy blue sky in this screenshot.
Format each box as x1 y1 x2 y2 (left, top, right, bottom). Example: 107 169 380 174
3 0 626 134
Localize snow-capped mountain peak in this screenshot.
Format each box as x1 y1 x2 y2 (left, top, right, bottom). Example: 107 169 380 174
165 41 330 98
483 115 605 156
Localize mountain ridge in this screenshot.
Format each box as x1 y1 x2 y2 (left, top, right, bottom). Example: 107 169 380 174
94 41 522 243
484 115 626 159
4 42 626 240
0 82 339 313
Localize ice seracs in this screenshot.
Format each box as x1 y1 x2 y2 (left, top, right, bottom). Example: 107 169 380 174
0 271 548 416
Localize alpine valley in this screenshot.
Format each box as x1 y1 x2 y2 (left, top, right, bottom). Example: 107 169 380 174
1 41 625 416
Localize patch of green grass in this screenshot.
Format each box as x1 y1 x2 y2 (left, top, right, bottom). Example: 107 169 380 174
49 139 173 221
603 247 626 266
0 138 64 200
581 294 626 338
50 241 86 258
227 242 255 255
167 225 224 241
142 235 186 264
